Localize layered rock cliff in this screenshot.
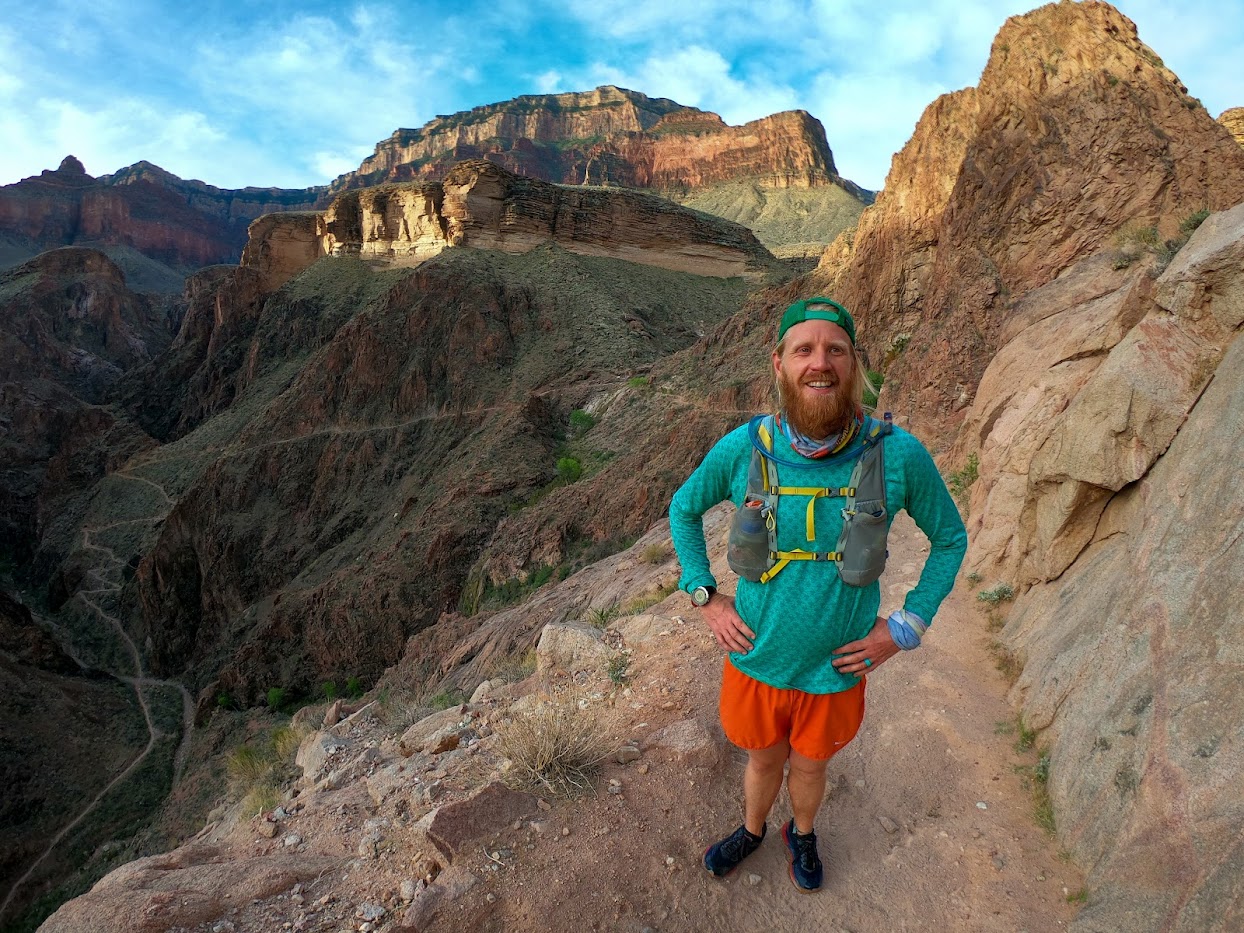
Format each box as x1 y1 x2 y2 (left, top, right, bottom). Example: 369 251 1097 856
0 156 321 274
330 86 871 253
824 0 1244 440
241 160 781 294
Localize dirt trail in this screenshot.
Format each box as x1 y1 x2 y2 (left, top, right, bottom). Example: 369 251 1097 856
428 512 1084 932
0 472 193 918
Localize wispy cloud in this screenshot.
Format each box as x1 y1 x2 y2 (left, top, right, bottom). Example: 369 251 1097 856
1 0 1243 192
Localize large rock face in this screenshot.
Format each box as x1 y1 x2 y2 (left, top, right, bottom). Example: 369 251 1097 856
0 156 321 274
329 86 871 253
241 160 781 293
949 189 1244 933
826 0 1244 441
335 86 849 193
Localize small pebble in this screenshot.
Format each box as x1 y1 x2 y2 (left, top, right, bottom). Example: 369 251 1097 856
562 827 570 837
976 802 988 810
748 873 762 886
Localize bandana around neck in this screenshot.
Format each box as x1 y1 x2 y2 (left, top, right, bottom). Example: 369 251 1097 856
778 413 860 459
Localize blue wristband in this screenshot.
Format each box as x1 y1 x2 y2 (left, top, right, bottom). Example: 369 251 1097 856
887 610 928 650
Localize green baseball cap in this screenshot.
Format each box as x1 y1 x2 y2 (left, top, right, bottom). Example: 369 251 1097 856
777 297 856 346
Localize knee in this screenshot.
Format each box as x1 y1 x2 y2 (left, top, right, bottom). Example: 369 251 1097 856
787 756 828 780
747 749 788 777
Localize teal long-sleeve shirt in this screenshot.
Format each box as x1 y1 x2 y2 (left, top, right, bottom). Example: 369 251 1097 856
669 419 968 694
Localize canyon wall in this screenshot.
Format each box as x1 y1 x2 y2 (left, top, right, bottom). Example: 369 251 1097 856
825 0 1244 442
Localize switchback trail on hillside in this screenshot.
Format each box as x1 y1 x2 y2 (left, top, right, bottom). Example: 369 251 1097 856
0 472 194 920
430 511 1085 932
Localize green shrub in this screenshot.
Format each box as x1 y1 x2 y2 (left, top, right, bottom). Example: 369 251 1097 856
627 375 649 389
346 676 364 699
321 681 338 702
266 687 286 711
863 370 884 411
428 688 467 710
569 409 596 434
556 457 582 483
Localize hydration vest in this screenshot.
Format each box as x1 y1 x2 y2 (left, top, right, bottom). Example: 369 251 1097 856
727 413 892 587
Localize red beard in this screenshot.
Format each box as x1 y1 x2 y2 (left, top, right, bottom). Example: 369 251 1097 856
778 365 854 439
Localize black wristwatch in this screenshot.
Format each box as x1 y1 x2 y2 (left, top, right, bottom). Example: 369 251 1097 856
691 585 716 607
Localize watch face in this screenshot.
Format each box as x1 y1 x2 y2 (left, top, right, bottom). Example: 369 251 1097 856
692 586 712 606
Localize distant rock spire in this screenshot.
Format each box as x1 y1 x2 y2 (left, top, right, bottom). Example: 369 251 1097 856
58 155 87 174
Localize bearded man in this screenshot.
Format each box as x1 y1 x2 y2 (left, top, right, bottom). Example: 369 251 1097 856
669 297 967 891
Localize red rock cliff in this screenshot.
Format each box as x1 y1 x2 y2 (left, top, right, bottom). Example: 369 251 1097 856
330 86 856 197
827 0 1244 437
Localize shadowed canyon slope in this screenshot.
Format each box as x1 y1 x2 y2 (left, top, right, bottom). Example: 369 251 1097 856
5 2 1244 931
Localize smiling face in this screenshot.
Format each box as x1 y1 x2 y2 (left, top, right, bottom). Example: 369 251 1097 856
773 318 857 439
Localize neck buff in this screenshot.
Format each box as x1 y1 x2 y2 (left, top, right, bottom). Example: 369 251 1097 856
778 412 860 459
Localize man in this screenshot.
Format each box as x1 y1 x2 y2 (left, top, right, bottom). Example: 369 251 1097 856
669 297 967 891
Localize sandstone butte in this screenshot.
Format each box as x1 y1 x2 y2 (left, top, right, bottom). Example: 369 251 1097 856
4 2 1244 932
240 159 783 293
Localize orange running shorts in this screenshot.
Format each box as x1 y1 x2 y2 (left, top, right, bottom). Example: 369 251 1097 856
719 658 866 761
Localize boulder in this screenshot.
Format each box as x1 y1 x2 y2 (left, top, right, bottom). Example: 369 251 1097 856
535 621 612 676
423 781 537 862
642 718 721 768
37 845 339 933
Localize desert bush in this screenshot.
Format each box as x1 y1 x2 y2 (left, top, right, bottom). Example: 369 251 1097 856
978 582 1016 605
639 542 671 565
496 694 617 795
946 453 980 507
586 603 621 628
271 725 304 762
226 743 275 786
621 583 677 615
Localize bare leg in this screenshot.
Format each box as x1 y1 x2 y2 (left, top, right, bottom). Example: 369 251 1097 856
786 747 829 834
743 739 790 835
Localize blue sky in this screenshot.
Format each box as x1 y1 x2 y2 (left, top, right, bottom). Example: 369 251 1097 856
2 0 1242 193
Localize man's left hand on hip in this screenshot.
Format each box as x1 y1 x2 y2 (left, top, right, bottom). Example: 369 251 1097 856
831 616 901 675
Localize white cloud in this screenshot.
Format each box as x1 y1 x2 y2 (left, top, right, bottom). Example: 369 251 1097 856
807 70 953 190
534 70 563 94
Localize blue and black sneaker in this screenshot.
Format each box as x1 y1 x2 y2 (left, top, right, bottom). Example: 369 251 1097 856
782 819 823 891
703 823 765 877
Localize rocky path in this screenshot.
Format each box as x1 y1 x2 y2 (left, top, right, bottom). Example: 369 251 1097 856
0 471 193 918
426 511 1086 932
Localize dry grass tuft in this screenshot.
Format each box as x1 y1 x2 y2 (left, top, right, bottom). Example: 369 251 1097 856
496 694 618 796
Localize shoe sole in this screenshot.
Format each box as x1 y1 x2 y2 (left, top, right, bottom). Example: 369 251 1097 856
782 823 822 893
